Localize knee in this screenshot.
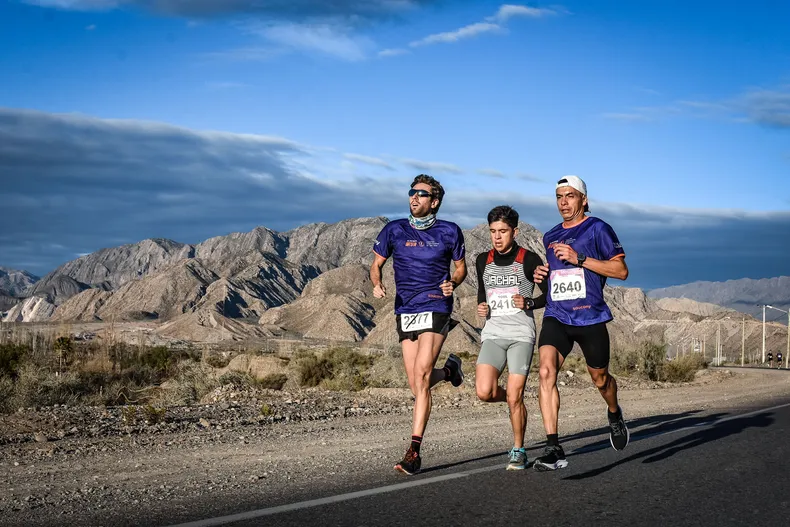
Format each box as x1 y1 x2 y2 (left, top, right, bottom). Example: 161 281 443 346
507 391 524 410
476 386 495 402
591 371 611 390
539 364 558 385
413 369 431 391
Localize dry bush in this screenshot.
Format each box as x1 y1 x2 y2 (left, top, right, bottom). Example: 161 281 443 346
297 348 373 391
663 354 707 383
204 353 231 369
259 373 288 390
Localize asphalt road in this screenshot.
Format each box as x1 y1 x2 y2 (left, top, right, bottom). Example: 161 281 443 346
154 398 790 527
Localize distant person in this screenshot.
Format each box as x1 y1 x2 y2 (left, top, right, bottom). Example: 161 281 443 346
475 205 548 470
370 174 467 476
776 352 783 369
532 175 630 471
768 352 773 368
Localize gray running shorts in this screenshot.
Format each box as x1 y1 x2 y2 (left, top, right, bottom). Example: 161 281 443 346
477 339 535 376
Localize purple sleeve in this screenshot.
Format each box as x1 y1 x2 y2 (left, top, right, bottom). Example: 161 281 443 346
452 224 466 261
596 221 625 260
373 224 392 259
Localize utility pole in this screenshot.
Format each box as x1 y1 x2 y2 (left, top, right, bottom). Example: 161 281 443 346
717 322 721 366
762 304 766 364
741 315 745 366
786 310 789 369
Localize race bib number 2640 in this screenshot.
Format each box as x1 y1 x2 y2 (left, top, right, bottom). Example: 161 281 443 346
550 268 586 301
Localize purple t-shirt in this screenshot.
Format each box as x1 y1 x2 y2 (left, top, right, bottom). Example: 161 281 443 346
373 218 465 315
543 216 625 326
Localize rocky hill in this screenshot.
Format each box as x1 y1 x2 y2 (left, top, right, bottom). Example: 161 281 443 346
0 267 39 296
6 216 784 359
648 276 790 324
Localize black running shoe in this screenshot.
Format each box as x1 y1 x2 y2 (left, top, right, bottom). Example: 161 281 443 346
394 447 421 476
533 445 568 471
608 407 630 451
444 353 464 387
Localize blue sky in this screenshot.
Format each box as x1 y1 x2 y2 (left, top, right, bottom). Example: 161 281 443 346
1 0 789 290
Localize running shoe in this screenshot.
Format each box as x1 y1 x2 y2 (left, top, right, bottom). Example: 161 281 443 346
608 407 630 451
444 353 464 387
533 445 568 471
506 448 528 470
394 447 421 475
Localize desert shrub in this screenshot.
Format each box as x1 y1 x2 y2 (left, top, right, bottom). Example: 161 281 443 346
164 361 219 405
663 354 707 383
205 353 231 369
0 343 28 380
638 342 667 381
0 376 14 413
142 404 166 424
297 348 373 390
297 352 332 387
218 370 253 387
258 373 288 390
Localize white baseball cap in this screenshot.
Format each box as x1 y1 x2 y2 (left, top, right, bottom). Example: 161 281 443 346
556 175 589 212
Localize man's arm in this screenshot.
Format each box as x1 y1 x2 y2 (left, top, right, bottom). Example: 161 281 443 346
551 243 629 281
524 252 549 309
475 253 487 304
582 255 628 281
370 252 388 298
440 257 468 296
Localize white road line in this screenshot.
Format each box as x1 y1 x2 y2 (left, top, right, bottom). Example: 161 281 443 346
165 401 790 527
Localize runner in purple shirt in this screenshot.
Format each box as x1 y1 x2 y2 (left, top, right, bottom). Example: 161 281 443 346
370 174 467 475
532 175 631 471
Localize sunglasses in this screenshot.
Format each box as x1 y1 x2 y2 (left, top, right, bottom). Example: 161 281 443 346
408 189 433 199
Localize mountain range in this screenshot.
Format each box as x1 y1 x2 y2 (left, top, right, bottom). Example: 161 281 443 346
1 218 787 357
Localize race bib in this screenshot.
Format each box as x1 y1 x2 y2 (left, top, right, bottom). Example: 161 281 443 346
487 286 520 317
400 311 433 332
550 268 586 301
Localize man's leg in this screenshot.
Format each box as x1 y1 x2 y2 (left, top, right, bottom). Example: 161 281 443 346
578 322 629 451
475 340 507 402
587 365 619 412
506 373 528 448
537 344 563 435
401 336 450 397
410 331 447 438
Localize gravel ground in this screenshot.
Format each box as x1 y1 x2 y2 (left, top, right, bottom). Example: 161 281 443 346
1 367 788 526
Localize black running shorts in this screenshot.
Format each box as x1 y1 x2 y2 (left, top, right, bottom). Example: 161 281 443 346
538 316 611 369
395 312 454 343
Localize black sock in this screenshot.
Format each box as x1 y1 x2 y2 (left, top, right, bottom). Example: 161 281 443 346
546 434 559 447
608 407 622 420
443 366 451 380
411 435 422 454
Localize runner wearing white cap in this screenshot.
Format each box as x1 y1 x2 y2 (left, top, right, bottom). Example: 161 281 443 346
532 175 631 471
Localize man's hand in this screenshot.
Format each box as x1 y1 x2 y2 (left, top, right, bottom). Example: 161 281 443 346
533 264 549 284
440 280 455 297
552 243 579 266
477 302 489 318
373 283 387 298
512 294 526 310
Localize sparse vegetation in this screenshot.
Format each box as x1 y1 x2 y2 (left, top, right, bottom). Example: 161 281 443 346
297 347 374 391
259 373 288 391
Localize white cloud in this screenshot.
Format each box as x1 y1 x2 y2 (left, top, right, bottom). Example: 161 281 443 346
400 158 464 174
25 0 123 10
255 23 373 61
487 4 559 23
410 22 502 47
343 153 394 169
478 168 506 178
85 24 97 30
514 173 544 182
202 47 282 62
378 48 410 57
